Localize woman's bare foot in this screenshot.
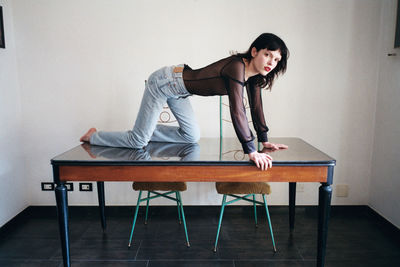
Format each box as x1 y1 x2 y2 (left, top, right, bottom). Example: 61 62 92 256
80 128 97 142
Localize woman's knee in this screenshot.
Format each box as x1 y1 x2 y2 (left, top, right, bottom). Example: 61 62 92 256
127 130 149 149
184 126 200 143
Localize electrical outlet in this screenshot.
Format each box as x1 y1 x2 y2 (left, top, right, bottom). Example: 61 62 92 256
65 183 74 191
296 183 305 192
41 182 54 191
336 184 349 197
79 183 93 192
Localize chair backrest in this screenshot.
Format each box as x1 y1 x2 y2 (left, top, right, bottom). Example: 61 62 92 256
145 77 178 126
219 94 254 138
159 104 178 125
219 94 260 160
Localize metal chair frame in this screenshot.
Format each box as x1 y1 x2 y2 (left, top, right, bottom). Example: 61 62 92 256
214 95 276 253
128 103 190 248
128 190 190 248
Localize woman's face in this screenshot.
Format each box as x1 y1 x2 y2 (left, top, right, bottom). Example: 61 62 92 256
251 47 282 76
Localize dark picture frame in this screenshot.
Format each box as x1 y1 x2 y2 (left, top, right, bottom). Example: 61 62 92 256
395 0 400 48
0 6 5 48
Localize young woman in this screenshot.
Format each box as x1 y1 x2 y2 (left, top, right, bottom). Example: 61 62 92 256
80 33 289 170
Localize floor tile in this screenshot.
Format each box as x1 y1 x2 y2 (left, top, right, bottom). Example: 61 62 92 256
71 260 148 266
0 238 61 260
325 259 400 267
136 242 220 260
51 239 141 261
234 260 315 267
148 260 234 267
0 260 61 267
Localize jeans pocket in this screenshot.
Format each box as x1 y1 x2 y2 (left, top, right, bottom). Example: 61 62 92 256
156 77 170 90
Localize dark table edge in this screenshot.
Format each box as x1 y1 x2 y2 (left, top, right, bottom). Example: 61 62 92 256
51 159 336 167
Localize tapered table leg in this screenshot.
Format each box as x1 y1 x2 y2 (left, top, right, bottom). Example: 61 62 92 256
317 166 334 267
317 183 332 267
289 182 296 231
55 183 70 267
97 181 106 231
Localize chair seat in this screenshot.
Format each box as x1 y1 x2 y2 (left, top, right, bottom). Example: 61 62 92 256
132 182 187 191
215 182 271 195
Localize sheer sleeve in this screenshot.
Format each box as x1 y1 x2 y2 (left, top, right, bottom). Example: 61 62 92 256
222 59 256 154
246 78 269 143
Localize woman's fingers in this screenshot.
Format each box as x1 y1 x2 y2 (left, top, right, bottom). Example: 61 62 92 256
277 143 289 149
267 156 272 169
264 154 272 169
260 154 272 171
263 142 289 150
255 159 260 169
249 151 273 171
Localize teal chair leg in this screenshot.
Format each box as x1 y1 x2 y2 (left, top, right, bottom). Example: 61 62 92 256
177 192 190 247
214 194 227 252
253 194 258 227
176 192 182 224
129 189 190 248
128 191 143 248
262 194 276 252
144 191 150 225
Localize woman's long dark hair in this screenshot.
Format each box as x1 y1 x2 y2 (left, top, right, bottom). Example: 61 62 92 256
237 33 289 89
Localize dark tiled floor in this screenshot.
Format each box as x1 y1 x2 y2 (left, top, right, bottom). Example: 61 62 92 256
0 205 399 266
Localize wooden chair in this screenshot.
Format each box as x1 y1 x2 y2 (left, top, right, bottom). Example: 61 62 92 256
213 95 276 252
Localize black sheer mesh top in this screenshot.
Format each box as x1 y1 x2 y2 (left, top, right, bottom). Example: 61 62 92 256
183 55 269 154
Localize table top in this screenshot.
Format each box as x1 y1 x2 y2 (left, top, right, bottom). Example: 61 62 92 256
51 137 335 167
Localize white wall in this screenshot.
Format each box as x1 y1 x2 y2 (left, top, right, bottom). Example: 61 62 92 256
369 0 400 228
3 0 394 217
0 0 28 227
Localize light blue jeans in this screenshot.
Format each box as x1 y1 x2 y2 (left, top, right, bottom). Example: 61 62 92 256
90 65 200 148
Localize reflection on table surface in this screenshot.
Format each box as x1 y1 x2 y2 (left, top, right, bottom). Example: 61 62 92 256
83 142 200 161
52 138 335 166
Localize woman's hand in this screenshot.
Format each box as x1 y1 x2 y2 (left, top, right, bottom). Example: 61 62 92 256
248 151 273 171
262 142 289 151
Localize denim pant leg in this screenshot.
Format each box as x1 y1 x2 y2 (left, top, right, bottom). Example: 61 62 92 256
90 82 166 148
90 65 194 148
150 96 200 143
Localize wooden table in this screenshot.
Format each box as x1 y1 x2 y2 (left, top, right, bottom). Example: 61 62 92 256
51 137 335 267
